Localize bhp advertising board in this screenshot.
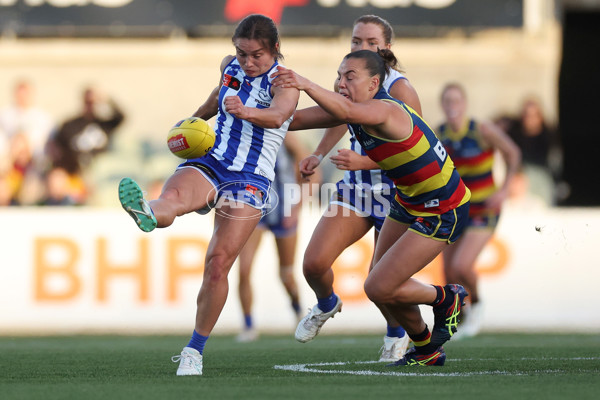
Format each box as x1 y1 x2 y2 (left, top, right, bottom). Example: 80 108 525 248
0 205 598 334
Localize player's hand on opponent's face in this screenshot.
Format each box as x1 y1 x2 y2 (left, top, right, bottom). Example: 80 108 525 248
224 96 249 119
330 149 364 171
299 154 321 180
271 66 309 90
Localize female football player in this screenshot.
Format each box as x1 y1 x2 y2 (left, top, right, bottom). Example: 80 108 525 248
295 15 421 362
272 49 470 366
118 14 299 376
438 82 520 338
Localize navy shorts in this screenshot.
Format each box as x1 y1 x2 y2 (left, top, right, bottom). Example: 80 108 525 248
330 181 393 232
467 210 500 230
387 200 470 244
258 206 297 237
177 155 272 214
257 172 297 237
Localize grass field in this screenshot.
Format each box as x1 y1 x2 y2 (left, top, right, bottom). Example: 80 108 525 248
1 333 599 400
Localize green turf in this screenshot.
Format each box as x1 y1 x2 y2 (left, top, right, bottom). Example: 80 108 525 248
1 333 599 400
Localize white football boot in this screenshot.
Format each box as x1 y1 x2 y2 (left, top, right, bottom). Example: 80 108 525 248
172 347 203 376
460 302 483 338
378 334 410 362
236 328 259 343
295 297 342 343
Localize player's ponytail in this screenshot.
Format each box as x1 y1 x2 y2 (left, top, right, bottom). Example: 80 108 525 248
376 48 399 75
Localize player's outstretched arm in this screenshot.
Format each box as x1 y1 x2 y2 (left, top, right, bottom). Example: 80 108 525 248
297 124 346 178
313 124 347 159
316 125 380 172
224 84 299 128
272 66 388 127
289 106 342 132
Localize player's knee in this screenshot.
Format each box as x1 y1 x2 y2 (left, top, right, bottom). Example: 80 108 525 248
364 277 388 304
302 249 332 278
160 187 197 216
204 253 233 285
364 277 409 305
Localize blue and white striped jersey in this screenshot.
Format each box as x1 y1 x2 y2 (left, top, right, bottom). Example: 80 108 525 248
342 69 406 191
382 68 406 94
209 57 293 182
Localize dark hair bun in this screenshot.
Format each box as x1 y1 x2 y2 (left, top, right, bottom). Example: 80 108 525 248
376 48 398 70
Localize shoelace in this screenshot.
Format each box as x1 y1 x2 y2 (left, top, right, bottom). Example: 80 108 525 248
445 298 461 335
128 200 154 225
302 307 323 327
171 353 192 367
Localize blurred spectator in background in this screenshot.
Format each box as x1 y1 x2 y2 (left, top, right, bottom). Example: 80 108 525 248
0 79 55 160
505 96 562 205
6 132 46 204
37 167 78 206
46 86 125 203
7 133 33 189
0 79 56 205
0 168 19 206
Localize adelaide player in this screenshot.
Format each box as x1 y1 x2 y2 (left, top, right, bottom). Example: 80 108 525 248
438 82 520 338
273 49 470 366
295 15 421 362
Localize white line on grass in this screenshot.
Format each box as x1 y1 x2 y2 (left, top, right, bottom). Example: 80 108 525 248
273 360 569 377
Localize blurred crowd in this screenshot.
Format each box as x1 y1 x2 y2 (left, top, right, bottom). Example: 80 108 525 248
0 79 125 206
495 96 565 206
0 78 564 208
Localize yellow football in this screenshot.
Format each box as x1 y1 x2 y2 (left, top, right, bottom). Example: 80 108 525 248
167 117 216 159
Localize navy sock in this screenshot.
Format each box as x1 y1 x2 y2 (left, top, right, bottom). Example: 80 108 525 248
431 284 458 308
387 324 406 338
244 314 253 329
186 330 209 355
317 292 338 313
409 327 436 355
430 285 446 307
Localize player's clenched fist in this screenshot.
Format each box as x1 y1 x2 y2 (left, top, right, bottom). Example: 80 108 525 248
224 96 249 119
299 154 321 179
